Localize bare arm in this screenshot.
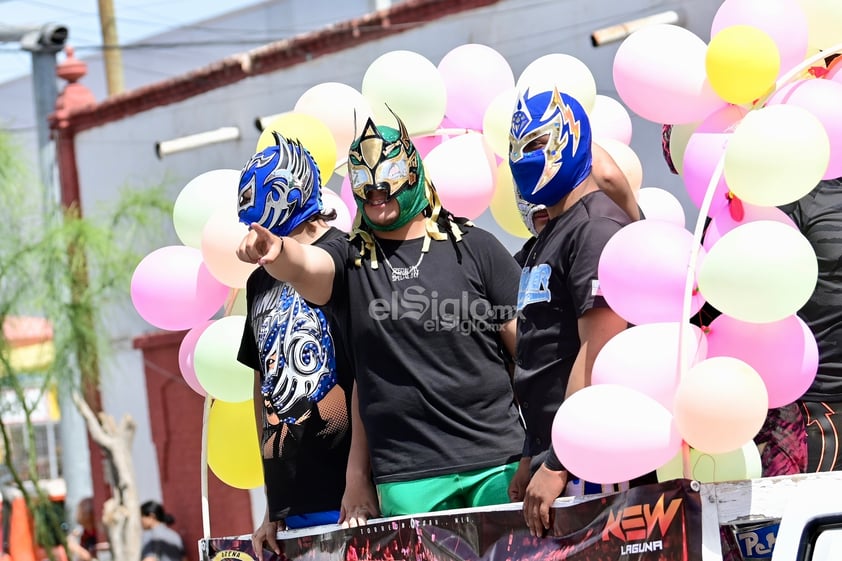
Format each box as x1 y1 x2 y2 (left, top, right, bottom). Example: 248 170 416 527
237 223 336 305
340 383 380 527
566 306 628 397
591 143 640 221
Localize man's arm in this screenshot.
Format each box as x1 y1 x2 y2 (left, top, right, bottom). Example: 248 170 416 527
522 306 627 536
237 223 336 305
566 306 628 397
340 384 380 527
592 143 640 221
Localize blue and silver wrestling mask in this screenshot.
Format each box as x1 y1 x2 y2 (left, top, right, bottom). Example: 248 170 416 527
509 88 592 207
238 132 324 237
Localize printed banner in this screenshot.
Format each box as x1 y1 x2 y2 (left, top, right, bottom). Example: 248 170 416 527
201 479 702 561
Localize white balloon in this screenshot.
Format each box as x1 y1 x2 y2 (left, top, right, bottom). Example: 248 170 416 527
638 187 686 228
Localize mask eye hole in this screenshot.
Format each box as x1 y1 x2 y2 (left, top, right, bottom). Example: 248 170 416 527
524 134 550 153
350 168 373 198
375 160 408 185
238 185 253 209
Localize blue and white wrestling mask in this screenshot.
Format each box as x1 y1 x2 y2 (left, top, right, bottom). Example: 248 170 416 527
509 88 593 207
238 131 324 237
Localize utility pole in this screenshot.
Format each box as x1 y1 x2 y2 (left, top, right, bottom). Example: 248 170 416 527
98 0 125 95
0 22 94 524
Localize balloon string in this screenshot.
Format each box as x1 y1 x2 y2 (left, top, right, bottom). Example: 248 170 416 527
224 288 240 316
675 42 842 480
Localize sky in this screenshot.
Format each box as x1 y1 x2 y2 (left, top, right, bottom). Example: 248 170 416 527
0 0 262 83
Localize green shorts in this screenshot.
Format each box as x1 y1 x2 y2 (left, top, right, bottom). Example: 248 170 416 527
376 462 518 517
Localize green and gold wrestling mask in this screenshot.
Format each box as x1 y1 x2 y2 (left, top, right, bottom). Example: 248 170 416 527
347 111 430 231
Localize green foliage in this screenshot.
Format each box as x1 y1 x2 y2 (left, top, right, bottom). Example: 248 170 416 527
0 128 173 551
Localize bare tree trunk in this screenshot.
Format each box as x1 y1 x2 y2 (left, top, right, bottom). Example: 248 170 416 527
71 390 141 561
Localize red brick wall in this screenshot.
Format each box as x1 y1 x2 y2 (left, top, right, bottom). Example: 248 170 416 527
134 331 254 560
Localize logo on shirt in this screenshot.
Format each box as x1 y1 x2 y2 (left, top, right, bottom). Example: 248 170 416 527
254 283 337 425
517 264 551 310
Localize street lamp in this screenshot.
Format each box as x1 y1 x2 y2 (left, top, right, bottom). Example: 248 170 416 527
0 23 70 213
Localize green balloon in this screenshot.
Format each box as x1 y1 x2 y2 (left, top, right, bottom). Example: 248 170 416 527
194 315 253 402
657 442 762 483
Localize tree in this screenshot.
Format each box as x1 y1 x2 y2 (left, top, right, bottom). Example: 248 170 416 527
0 128 172 560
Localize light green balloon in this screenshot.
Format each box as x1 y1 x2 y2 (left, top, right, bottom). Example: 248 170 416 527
657 442 762 483
194 315 253 402
697 220 818 323
362 50 447 136
172 169 240 249
724 104 829 207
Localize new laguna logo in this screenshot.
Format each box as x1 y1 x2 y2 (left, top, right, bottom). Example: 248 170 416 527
601 494 684 556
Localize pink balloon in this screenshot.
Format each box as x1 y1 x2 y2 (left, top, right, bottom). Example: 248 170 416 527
593 322 707 410
438 44 515 130
682 104 746 217
703 200 796 251
339 175 357 217
178 320 214 396
552 384 682 484
413 134 447 158
613 24 722 124
706 314 818 407
322 188 353 233
767 79 842 179
711 0 809 75
130 245 229 331
424 132 496 219
598 220 707 325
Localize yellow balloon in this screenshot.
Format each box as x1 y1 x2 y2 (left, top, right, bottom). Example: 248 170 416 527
490 162 531 239
257 112 338 182
207 399 264 489
706 25 780 105
224 288 247 316
482 88 517 158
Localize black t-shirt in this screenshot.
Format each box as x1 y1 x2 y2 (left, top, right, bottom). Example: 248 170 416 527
237 226 352 521
784 178 842 401
513 236 537 268
322 225 525 484
515 191 632 468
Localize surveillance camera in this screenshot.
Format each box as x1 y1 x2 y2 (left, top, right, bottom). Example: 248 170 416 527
40 23 69 48
19 22 68 53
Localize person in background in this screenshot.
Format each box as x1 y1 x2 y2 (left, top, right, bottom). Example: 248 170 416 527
66 497 105 561
236 133 353 557
139 501 184 561
507 88 639 536
777 176 842 474
237 109 525 525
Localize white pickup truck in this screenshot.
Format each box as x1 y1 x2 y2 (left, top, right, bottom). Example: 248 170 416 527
706 471 842 561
